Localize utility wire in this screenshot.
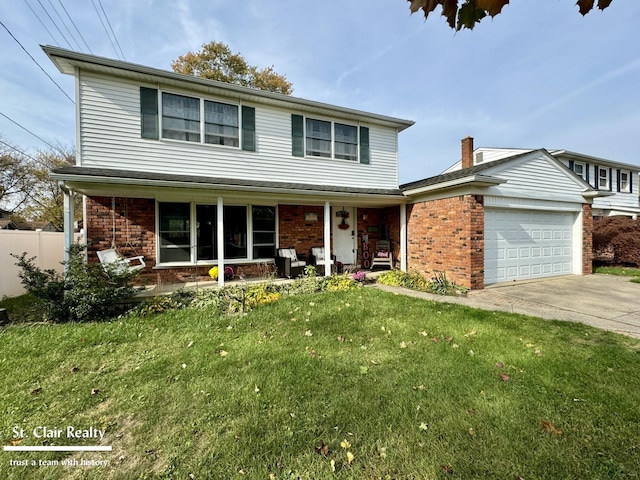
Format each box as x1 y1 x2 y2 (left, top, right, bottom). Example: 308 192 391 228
0 139 50 169
0 111 67 156
46 0 81 51
23 0 59 45
57 0 92 53
97 0 126 60
91 0 120 59
0 20 74 104
35 0 72 49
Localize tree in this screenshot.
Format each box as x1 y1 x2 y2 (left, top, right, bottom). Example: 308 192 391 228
17 146 81 231
0 137 34 211
171 41 293 95
408 0 614 31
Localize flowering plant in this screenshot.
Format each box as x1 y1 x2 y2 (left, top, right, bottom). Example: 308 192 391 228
352 271 367 283
208 266 219 280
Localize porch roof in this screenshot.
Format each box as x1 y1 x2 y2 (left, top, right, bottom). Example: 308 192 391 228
52 166 405 202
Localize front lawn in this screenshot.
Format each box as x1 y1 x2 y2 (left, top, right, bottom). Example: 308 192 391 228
594 265 640 283
1 288 639 479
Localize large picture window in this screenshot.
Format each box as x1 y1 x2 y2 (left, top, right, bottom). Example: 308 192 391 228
158 202 275 264
162 93 200 142
293 115 368 163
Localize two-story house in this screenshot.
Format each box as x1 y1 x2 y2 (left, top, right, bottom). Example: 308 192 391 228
44 46 413 287
45 47 600 290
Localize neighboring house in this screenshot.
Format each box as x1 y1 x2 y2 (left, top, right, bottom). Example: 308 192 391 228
444 145 640 219
44 46 598 290
0 219 19 230
44 46 414 287
0 208 12 220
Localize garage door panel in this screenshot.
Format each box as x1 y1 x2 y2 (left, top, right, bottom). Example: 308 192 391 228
485 208 574 285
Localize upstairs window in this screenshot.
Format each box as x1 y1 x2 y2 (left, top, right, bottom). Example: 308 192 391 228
598 167 609 190
306 119 332 158
293 115 368 163
619 170 631 193
140 88 255 150
334 123 358 161
572 162 586 180
204 100 239 147
162 93 200 142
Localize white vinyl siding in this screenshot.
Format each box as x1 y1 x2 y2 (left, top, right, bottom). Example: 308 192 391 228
78 73 399 190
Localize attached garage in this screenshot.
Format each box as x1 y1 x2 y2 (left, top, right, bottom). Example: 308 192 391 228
402 147 596 290
484 208 576 285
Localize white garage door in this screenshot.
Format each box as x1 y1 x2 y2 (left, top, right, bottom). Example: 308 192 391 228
484 208 574 285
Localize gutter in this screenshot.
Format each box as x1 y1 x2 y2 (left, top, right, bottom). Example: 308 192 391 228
401 174 505 197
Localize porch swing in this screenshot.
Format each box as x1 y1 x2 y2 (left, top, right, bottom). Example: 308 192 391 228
97 198 146 274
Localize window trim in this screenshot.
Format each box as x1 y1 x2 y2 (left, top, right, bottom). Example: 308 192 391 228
572 161 586 180
149 88 254 151
598 167 609 190
619 169 631 193
293 114 364 163
155 200 277 267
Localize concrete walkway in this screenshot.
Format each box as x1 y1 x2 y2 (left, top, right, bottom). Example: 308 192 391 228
376 274 640 339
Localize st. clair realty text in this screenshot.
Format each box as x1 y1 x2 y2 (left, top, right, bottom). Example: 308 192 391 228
12 426 105 441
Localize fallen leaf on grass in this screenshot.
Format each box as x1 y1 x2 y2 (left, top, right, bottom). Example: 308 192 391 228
359 366 368 375
541 420 563 435
419 422 429 431
330 459 336 472
309 349 317 358
346 451 354 464
337 336 345 342
445 336 453 343
440 464 454 475
400 341 407 349
315 441 329 456
419 331 428 336
10 438 23 446
340 439 351 449
303 330 313 337
535 349 543 357
219 350 228 357
91 388 100 395
495 361 504 368
464 330 477 337
499 373 510 382
254 385 260 393
70 366 79 373
30 387 42 395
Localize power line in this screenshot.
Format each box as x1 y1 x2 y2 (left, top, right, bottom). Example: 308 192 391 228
97 0 126 60
23 0 59 45
46 0 81 51
58 0 93 53
0 111 67 155
0 20 74 104
91 0 120 59
35 0 72 49
0 139 50 169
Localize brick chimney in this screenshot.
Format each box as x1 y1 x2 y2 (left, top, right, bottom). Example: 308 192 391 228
461 136 474 169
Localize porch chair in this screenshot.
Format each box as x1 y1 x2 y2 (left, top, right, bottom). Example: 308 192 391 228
275 247 307 278
370 240 393 270
97 249 146 275
309 247 336 275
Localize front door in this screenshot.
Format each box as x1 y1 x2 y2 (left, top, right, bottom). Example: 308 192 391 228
332 206 356 265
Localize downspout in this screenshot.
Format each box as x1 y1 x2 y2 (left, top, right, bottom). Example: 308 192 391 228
59 181 75 270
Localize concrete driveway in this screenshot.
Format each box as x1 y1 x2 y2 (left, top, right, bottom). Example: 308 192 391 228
377 274 640 338
467 275 640 338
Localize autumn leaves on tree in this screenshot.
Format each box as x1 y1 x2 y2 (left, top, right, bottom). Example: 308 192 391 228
408 0 614 31
171 41 293 95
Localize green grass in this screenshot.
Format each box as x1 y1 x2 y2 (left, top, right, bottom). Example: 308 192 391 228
1 288 640 479
0 294 42 324
594 265 640 277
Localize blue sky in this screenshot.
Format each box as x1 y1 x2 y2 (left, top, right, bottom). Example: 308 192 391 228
1 0 639 183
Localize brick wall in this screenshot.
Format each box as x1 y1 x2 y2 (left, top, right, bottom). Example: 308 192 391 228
582 204 593 275
407 195 484 289
86 196 156 272
278 205 326 259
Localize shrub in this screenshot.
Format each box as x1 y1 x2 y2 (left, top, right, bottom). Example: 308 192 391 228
352 271 367 283
132 289 197 317
377 270 466 295
12 244 139 322
593 216 640 267
323 274 359 292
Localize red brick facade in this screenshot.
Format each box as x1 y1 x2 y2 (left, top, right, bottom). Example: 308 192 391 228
407 195 485 290
278 205 326 259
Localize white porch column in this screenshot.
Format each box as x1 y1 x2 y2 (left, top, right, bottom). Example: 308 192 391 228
62 185 74 267
217 197 224 287
400 203 407 272
324 201 331 276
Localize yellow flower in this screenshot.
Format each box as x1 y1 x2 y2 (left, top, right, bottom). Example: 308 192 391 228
208 266 219 279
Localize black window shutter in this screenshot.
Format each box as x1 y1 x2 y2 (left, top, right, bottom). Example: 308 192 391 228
241 106 256 151
593 164 599 189
140 87 158 139
586 163 590 185
630 174 634 194
568 160 574 171
609 168 613 191
617 169 621 192
291 114 304 157
359 126 370 164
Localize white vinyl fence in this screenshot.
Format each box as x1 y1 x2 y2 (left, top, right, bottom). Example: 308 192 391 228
0 231 83 299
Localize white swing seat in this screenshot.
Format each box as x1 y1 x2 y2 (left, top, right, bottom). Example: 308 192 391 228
97 249 145 274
